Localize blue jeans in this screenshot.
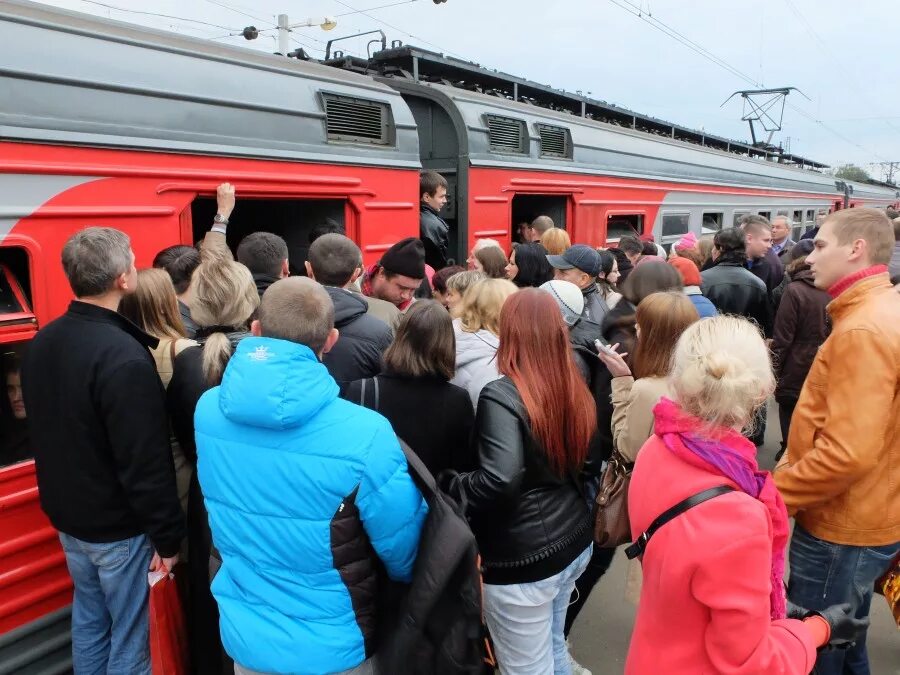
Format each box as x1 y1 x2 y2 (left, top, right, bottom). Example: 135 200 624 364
787 525 899 675
59 532 153 675
483 546 592 675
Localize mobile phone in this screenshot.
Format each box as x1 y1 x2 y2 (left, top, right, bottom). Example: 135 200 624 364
594 338 617 357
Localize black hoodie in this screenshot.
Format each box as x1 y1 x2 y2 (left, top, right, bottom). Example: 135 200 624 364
322 286 393 391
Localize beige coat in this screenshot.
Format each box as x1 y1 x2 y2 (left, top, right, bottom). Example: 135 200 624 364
610 374 672 603
610 375 671 462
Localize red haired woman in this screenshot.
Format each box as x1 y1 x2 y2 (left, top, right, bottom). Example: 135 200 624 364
450 288 597 674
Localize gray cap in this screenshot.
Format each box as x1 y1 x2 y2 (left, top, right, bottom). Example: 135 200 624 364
540 280 584 326
546 244 602 277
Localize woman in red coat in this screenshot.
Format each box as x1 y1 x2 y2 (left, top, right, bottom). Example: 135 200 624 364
625 315 866 674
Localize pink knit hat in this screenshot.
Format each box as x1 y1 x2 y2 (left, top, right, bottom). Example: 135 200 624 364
675 232 698 251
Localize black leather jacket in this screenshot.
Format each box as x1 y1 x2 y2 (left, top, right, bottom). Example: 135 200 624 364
420 204 450 269
452 377 592 584
700 258 773 336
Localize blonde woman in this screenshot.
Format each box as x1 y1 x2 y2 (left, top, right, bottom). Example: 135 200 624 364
119 268 198 515
625 316 866 674
541 227 572 256
450 278 517 408
445 269 486 316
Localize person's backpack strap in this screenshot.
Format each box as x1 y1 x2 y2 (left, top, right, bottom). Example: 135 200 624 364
625 485 735 560
398 438 436 504
358 376 381 411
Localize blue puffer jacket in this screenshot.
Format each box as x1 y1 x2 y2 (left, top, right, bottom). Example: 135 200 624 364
195 337 428 675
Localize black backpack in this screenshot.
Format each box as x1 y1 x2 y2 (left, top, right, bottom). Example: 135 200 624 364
376 441 494 674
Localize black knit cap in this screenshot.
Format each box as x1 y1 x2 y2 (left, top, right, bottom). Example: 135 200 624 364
380 237 426 279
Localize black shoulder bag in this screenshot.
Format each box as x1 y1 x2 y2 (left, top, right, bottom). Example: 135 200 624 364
625 485 735 560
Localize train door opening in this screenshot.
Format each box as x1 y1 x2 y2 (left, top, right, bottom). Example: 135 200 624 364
190 197 346 276
511 195 567 243
403 96 462 264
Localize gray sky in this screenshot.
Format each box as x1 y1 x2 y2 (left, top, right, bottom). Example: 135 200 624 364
41 0 900 176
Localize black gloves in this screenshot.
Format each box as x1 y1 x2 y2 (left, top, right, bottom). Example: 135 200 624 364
814 603 870 649
788 601 870 649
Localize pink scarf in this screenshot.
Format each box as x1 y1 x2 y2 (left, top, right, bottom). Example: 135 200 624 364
653 398 788 620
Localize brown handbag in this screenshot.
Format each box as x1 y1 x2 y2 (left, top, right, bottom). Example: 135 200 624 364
592 451 634 548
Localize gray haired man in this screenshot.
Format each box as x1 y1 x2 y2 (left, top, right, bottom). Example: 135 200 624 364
22 227 184 674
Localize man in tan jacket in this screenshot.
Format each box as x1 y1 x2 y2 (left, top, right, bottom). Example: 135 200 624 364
775 208 900 675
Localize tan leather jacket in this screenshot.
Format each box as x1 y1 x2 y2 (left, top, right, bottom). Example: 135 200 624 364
775 273 900 546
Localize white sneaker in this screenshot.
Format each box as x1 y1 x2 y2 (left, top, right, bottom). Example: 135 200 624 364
567 639 593 675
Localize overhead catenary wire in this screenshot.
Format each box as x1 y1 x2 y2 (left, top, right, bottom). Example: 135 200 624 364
79 0 238 31
604 0 888 162
329 0 466 59
781 0 900 139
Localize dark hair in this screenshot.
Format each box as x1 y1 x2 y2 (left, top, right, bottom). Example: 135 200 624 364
420 170 448 198
609 248 633 283
893 217 900 243
497 289 596 475
308 218 345 245
621 260 683 305
714 227 748 258
307 234 362 287
511 242 553 288
153 245 201 295
3 351 21 378
617 234 644 257
432 265 465 295
641 241 658 256
236 232 289 278
383 300 455 380
475 246 509 279
596 249 618 296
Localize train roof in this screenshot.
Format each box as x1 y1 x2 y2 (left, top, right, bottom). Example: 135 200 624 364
331 47 899 199
0 0 420 168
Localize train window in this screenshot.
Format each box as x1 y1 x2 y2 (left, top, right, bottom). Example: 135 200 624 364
511 195 567 239
758 211 771 221
322 93 393 146
806 209 815 223
702 212 722 234
776 209 789 217
485 115 527 154
0 248 32 314
537 124 573 159
190 197 346 276
1 343 32 468
733 211 749 226
661 213 690 237
607 214 643 240
793 210 803 224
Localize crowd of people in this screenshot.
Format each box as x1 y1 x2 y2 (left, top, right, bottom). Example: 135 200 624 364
6 171 900 675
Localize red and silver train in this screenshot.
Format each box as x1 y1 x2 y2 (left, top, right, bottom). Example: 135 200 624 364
1 0 897 669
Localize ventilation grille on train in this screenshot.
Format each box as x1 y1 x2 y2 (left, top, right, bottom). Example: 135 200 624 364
538 124 571 158
323 94 391 145
485 115 527 153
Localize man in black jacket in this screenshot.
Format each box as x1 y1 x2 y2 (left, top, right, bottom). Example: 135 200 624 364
306 233 393 391
22 227 184 675
740 215 784 294
701 227 772 336
237 231 290 298
419 171 450 269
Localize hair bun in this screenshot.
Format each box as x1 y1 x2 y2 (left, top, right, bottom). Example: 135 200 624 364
703 352 733 380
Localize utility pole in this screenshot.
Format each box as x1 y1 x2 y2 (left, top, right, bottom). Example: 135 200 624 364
277 14 290 55
875 161 900 185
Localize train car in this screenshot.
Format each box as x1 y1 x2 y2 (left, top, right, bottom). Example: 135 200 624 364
0 0 422 670
330 47 899 261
